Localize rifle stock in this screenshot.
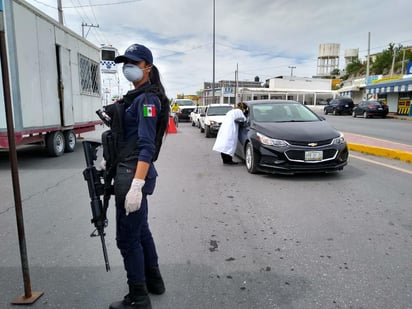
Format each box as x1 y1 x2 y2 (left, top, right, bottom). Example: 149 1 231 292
82 141 111 271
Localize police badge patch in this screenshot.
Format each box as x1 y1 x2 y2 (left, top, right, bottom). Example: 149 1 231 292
143 105 156 117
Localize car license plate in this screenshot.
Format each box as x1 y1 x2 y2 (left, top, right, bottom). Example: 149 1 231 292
305 151 323 161
378 107 383 110
345 104 349 107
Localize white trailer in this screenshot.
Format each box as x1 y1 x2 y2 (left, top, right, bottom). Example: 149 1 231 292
0 0 102 156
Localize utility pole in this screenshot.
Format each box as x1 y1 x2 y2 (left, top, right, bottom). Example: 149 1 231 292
212 0 215 105
390 48 396 77
57 0 63 24
366 32 370 85
288 66 296 77
81 23 99 38
234 63 238 105
401 48 406 75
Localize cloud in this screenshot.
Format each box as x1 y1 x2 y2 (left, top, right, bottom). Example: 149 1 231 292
26 0 412 98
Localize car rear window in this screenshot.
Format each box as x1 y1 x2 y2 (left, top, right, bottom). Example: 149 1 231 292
207 106 232 115
176 100 195 106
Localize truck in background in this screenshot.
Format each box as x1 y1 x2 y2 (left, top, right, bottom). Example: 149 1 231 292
0 0 102 156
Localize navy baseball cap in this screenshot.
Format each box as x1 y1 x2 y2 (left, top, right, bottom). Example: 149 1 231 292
114 44 153 64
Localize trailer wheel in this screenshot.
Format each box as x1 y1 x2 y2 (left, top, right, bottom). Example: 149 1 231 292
64 130 76 153
46 131 65 157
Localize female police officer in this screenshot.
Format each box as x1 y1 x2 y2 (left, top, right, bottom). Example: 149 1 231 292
110 44 169 309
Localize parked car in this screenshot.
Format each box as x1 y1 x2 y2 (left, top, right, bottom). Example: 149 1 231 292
323 97 354 115
235 100 349 174
199 104 233 137
352 101 389 118
172 99 197 122
189 106 205 127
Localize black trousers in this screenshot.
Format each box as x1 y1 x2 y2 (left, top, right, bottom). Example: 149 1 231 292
221 152 233 163
114 161 159 284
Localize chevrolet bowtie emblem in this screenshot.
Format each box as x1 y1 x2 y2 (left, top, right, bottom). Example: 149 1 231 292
308 143 318 147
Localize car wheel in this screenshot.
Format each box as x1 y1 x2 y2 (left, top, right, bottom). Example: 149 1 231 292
197 120 200 128
63 130 76 153
245 142 259 174
363 111 368 118
352 111 356 118
333 109 338 115
191 120 195 127
205 125 212 138
200 125 205 133
324 109 328 115
46 131 65 157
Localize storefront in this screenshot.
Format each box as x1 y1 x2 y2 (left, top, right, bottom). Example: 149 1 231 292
366 77 412 116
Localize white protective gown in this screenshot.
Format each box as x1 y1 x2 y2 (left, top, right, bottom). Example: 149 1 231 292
212 108 246 156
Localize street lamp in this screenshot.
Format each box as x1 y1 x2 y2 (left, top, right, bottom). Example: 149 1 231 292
288 66 296 77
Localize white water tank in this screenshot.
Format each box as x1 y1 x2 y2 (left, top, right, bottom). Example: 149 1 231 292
344 48 359 65
317 43 340 76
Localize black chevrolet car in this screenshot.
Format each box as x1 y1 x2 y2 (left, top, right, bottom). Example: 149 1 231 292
235 100 349 174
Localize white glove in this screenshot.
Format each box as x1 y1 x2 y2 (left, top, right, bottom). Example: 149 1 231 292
125 178 145 215
99 158 106 170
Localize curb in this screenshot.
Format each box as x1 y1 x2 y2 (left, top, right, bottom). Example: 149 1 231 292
386 114 412 121
348 143 412 163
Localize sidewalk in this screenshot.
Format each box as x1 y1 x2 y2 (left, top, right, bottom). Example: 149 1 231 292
344 132 412 163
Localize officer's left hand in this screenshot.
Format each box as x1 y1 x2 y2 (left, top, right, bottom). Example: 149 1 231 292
125 178 145 215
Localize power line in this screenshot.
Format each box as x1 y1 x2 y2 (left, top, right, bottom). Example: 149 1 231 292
64 0 141 8
31 0 141 8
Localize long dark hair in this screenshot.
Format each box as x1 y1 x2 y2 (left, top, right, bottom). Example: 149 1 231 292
150 64 170 161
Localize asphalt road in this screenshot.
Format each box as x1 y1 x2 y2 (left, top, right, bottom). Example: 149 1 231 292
1 123 412 309
309 106 412 145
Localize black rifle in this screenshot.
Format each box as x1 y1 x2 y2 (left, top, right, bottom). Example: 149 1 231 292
82 140 112 271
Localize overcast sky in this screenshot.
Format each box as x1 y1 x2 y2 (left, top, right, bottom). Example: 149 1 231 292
26 0 411 99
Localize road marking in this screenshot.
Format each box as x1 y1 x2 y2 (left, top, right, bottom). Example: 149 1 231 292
350 154 412 175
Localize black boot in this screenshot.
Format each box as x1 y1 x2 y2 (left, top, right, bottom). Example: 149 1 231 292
109 283 152 309
146 266 166 295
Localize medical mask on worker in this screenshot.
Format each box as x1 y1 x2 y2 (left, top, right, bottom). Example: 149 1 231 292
122 64 144 82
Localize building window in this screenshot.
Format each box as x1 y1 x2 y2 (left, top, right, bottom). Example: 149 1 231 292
79 54 100 96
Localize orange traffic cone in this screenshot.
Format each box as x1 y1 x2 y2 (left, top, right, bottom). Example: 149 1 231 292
167 116 177 134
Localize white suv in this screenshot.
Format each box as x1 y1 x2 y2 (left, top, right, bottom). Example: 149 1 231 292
173 99 197 122
199 104 233 137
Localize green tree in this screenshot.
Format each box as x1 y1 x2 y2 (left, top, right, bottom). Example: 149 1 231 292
345 58 363 76
371 43 400 75
396 46 412 74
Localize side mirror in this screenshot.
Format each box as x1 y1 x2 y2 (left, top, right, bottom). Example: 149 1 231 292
318 116 326 121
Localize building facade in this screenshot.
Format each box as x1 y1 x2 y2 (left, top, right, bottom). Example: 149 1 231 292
201 76 337 106
366 76 412 115
202 79 263 105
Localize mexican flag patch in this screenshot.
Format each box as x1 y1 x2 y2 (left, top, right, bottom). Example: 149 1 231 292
143 105 156 117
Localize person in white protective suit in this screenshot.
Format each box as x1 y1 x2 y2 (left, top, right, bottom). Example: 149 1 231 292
212 102 247 164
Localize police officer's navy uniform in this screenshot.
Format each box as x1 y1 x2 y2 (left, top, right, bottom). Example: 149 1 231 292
114 82 161 285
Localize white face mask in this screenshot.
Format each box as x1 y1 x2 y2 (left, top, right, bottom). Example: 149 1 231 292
122 64 143 83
